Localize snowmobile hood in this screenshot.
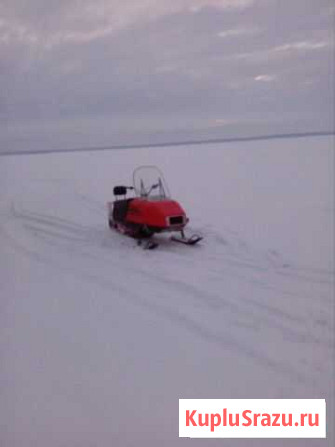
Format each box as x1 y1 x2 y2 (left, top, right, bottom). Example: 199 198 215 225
126 198 186 228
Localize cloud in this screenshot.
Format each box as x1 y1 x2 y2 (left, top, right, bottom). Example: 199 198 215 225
0 0 254 48
254 74 275 82
273 41 329 52
190 0 253 13
217 27 257 38
0 0 333 153
235 39 332 62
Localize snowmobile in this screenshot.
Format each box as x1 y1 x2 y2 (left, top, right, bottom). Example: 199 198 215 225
107 166 202 249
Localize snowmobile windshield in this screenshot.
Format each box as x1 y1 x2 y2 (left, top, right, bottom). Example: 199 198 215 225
133 166 170 200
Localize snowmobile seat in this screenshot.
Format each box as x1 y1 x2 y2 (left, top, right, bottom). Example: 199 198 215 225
112 199 133 223
113 186 128 196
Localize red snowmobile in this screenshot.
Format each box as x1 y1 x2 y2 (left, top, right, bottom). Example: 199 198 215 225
107 166 202 249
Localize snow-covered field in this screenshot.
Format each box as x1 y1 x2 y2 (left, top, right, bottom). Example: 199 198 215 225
0 135 334 446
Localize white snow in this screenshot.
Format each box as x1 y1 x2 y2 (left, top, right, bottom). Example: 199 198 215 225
0 135 334 446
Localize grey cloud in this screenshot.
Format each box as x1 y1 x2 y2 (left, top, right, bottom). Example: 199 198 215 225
0 0 334 153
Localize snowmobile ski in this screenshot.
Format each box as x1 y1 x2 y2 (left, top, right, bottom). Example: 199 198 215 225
171 234 203 245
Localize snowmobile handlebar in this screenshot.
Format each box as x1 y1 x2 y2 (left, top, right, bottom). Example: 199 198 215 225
146 183 159 196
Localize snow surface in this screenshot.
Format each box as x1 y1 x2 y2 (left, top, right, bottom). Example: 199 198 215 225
0 135 334 446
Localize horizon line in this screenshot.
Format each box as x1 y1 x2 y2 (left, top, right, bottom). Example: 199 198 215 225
0 130 334 157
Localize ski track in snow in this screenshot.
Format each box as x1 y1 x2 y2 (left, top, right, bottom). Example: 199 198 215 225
1 140 334 446
1 183 333 395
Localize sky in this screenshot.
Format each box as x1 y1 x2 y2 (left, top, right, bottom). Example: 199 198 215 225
0 0 334 153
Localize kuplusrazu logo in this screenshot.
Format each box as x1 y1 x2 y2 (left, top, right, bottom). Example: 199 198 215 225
179 399 326 438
